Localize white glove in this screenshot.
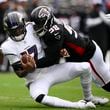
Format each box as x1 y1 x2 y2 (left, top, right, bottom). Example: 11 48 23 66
77 100 96 109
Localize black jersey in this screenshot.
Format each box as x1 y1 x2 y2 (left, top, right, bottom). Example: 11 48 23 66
62 23 96 62
37 19 96 67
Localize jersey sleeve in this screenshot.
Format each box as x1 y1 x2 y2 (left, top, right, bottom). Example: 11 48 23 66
63 23 78 38
1 43 20 65
6 54 20 65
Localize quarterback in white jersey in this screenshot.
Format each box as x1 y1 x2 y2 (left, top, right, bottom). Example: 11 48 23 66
0 11 108 109
1 21 45 84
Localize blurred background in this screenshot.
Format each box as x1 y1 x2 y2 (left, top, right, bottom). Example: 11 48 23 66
0 0 110 72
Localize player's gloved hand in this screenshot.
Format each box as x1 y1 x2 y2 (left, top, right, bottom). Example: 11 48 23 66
21 54 36 73
60 48 70 57
77 100 96 109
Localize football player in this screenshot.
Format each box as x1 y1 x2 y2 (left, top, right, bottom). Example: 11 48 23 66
0 11 106 109
31 6 110 96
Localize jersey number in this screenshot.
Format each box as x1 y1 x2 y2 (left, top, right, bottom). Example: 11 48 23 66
49 25 60 33
21 45 38 62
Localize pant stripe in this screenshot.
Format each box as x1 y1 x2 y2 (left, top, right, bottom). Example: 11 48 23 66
89 60 106 85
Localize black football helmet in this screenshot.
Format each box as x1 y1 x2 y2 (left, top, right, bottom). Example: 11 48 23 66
31 6 54 37
3 11 26 41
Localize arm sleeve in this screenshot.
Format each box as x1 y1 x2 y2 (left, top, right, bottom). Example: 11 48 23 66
37 38 64 68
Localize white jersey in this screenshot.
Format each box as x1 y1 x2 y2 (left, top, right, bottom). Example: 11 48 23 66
1 22 45 84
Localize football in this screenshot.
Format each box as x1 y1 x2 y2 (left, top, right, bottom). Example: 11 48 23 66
21 54 37 72
21 54 28 64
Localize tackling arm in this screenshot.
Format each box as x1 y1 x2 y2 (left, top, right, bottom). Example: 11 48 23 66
37 44 61 68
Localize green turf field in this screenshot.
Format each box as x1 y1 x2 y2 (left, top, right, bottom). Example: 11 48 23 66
0 72 110 110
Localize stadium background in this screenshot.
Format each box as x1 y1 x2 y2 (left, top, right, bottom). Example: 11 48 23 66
0 0 110 110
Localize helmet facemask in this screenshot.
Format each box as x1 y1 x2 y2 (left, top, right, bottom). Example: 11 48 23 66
7 22 26 41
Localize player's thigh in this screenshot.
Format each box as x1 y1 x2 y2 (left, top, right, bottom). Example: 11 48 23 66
45 62 90 85
90 41 110 86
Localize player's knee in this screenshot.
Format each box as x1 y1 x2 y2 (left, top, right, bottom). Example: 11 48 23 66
35 94 45 103
102 81 110 92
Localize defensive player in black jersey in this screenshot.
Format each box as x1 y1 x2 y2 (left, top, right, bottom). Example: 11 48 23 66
31 6 110 93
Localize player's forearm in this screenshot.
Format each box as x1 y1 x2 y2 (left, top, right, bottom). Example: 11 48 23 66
37 57 59 68
14 70 28 78
37 47 60 68
12 61 28 78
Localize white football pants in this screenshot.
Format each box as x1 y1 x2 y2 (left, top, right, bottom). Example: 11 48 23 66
27 62 91 100
89 41 110 87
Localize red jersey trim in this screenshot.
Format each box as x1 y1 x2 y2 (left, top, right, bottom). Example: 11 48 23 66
64 42 85 56
89 60 106 85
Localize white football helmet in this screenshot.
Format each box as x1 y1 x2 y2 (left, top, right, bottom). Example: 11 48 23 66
3 11 26 41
